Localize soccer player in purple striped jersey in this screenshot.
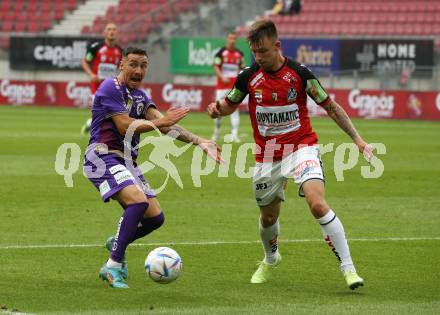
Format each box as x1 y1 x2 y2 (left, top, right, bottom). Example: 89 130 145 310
83 47 222 288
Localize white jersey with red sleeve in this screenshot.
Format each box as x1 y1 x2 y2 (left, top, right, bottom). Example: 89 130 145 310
225 57 331 162
85 41 123 94
214 47 245 90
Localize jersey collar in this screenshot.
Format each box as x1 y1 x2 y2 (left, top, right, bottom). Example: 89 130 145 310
265 56 287 75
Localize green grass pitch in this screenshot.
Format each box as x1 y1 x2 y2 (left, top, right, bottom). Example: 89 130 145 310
0 105 439 314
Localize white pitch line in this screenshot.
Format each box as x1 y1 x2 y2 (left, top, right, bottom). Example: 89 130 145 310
0 237 439 250
0 311 35 315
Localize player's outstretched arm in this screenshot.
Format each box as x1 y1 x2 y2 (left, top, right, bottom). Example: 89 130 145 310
207 99 239 118
146 107 223 164
112 107 189 135
322 99 374 162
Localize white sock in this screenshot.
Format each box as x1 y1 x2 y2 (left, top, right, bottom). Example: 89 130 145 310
318 209 355 272
106 258 122 269
213 118 222 138
259 218 280 264
230 110 240 138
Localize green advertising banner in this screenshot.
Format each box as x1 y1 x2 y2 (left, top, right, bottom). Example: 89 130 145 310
170 37 252 75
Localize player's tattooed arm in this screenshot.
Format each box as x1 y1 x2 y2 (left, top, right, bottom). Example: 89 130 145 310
167 124 204 145
145 107 203 144
145 106 223 163
322 99 360 140
322 99 374 161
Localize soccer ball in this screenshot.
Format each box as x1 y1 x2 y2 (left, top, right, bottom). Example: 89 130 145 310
144 247 182 284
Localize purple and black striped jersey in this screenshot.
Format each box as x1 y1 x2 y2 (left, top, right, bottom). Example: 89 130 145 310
88 77 155 160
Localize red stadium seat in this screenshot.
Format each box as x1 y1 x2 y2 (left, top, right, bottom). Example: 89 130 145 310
106 6 116 17
54 2 65 12
27 1 38 12
15 22 26 32
0 38 8 49
13 0 25 11
54 10 65 21
92 22 103 34
0 35 10 49
3 13 16 22
86 0 206 38
40 1 51 13
16 13 28 23
1 21 14 32
0 0 11 11
277 23 289 35
139 22 149 34
27 22 39 33
41 18 52 31
81 25 91 34
375 24 388 36
253 0 440 37
424 13 435 23
0 0 80 38
412 23 423 35
66 0 78 11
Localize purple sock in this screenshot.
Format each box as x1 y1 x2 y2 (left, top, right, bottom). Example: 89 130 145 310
133 212 165 241
111 202 148 263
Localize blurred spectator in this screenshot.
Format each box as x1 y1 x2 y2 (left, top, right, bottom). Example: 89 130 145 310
399 65 411 88
270 0 302 16
283 0 302 14
271 0 283 15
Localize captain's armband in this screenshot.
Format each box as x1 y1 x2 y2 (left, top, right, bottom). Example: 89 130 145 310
226 87 246 104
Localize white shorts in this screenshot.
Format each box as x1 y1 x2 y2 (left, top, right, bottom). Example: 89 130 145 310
252 145 325 206
216 89 230 101
89 93 96 108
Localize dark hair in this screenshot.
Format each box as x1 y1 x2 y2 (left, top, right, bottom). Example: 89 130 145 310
123 46 148 58
247 19 278 45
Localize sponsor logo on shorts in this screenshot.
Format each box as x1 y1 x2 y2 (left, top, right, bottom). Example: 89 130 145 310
99 180 111 196
294 160 321 179
109 164 126 175
255 182 269 191
114 170 135 185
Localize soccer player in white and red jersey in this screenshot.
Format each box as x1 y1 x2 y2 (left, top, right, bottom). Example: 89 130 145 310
207 20 374 290
81 23 123 134
211 31 246 142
